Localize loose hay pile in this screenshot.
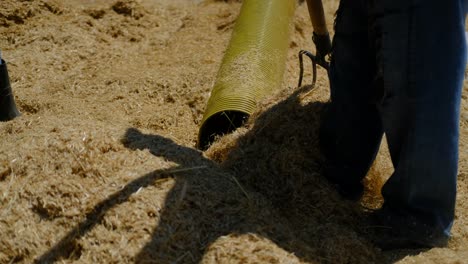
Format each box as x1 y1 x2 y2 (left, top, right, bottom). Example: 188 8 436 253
0 0 467 263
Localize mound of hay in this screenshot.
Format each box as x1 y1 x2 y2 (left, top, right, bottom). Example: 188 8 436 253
205 85 380 263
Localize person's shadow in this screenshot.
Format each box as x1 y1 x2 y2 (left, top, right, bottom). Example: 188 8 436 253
34 85 424 263
126 85 375 263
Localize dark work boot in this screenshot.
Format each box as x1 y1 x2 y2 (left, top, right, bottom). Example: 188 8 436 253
366 207 450 250
322 162 364 201
0 59 21 121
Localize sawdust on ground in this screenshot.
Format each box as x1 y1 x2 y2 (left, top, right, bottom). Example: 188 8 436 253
0 0 467 263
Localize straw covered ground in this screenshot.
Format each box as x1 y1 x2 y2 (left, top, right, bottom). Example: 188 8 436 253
1 0 467 263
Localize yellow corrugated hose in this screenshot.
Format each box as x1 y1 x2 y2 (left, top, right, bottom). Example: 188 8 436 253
198 0 297 149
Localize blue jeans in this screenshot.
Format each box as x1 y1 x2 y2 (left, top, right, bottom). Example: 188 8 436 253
320 0 467 236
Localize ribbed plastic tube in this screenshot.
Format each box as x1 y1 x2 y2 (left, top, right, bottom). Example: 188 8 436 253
198 0 296 149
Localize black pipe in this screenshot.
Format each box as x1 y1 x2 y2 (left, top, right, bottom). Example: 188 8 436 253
0 59 21 121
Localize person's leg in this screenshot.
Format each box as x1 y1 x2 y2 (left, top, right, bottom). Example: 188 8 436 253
320 0 383 200
374 0 467 248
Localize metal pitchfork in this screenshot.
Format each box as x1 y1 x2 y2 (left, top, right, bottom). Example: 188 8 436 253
298 0 332 88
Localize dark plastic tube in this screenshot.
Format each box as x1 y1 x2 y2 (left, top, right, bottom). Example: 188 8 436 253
0 59 21 121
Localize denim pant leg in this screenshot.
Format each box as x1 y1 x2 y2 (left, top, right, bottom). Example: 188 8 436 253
320 0 383 187
377 0 467 235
